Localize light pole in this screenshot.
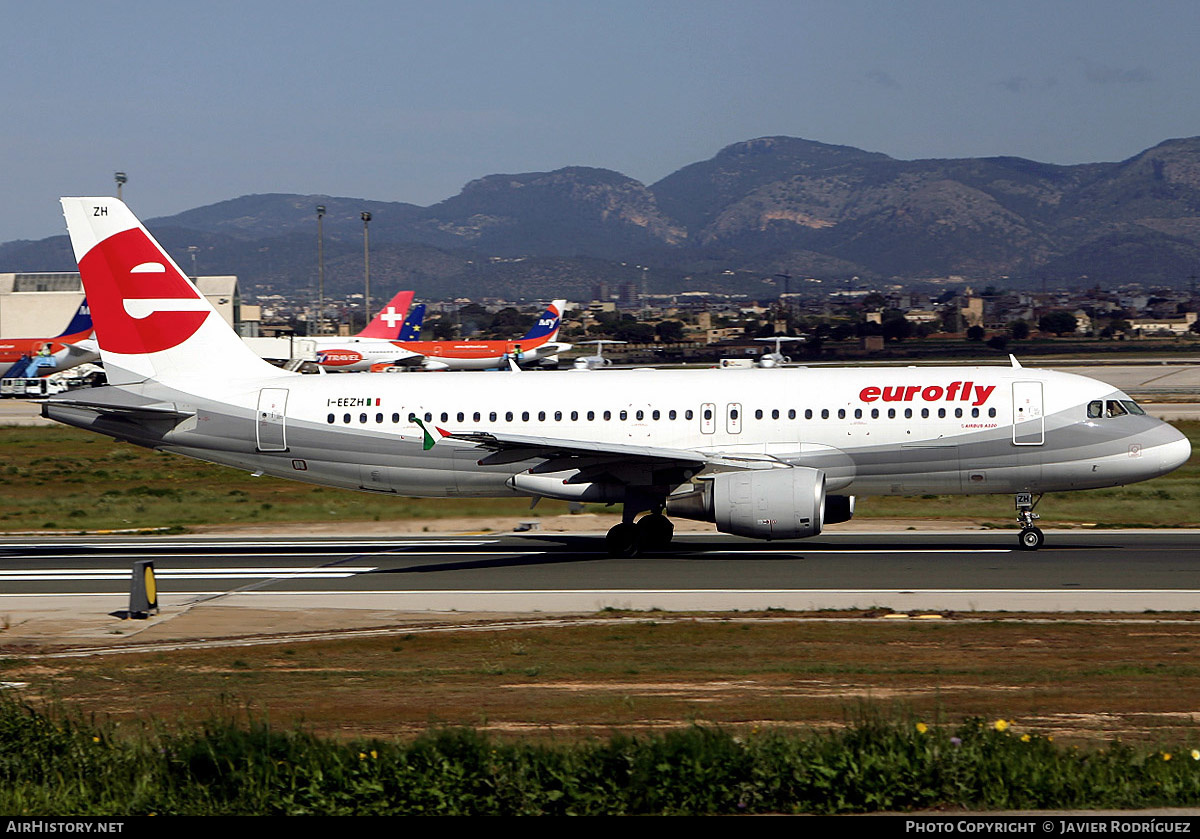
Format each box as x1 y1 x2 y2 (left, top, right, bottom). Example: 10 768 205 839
316 205 326 336
361 211 372 329
114 172 127 201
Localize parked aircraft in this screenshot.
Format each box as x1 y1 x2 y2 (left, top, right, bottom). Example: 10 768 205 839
754 336 806 368
397 301 570 370
573 340 625 369
47 198 1192 556
307 290 421 372
1 298 97 377
368 305 426 372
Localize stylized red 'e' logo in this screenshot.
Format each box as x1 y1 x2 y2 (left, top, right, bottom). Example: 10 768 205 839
78 228 209 355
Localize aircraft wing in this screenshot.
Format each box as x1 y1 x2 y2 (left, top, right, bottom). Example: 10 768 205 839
448 429 706 467
445 429 791 484
61 338 99 358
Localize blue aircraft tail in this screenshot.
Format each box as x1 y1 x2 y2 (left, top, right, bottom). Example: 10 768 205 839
56 298 92 338
520 300 564 342
398 304 425 341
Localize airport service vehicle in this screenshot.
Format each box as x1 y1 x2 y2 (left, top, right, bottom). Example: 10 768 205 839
45 198 1191 556
1 376 68 397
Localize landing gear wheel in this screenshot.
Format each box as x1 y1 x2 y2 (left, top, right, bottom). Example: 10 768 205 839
636 513 675 552
605 522 639 557
1018 527 1044 550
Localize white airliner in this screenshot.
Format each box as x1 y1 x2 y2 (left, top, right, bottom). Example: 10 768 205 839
46 198 1191 555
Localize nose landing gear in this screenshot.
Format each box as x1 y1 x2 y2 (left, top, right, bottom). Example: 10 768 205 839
1015 492 1044 550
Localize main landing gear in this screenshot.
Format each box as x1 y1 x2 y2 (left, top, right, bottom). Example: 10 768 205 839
1014 492 1044 550
605 507 675 557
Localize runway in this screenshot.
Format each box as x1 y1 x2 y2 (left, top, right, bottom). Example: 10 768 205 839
3 531 1200 620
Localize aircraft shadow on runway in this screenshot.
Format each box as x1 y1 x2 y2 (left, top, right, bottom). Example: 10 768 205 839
362 533 1106 576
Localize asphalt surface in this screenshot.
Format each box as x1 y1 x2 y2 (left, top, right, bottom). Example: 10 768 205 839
3 530 1200 650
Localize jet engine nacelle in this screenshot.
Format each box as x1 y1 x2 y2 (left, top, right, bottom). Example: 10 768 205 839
666 467 826 540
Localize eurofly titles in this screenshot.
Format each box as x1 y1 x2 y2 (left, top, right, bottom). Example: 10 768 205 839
859 381 996 407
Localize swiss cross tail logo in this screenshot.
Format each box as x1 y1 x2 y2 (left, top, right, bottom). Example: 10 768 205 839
380 307 405 329
79 228 209 354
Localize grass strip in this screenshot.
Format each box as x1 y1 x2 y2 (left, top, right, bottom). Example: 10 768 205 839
2 696 1199 815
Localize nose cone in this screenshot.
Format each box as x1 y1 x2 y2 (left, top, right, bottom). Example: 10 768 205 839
1157 426 1192 474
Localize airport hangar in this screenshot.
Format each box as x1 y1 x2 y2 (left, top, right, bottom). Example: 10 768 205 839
0 272 254 336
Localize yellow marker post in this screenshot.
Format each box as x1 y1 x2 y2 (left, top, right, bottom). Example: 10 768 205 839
129 560 158 619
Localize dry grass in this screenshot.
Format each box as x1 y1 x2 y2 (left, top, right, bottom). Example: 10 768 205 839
1 423 1197 532
6 614 1200 745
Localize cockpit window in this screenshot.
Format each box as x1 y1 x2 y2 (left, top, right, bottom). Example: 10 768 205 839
1106 400 1128 418
1087 400 1103 419
1121 400 1146 416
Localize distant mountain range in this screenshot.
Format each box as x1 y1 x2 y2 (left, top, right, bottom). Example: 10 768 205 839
5 136 1200 299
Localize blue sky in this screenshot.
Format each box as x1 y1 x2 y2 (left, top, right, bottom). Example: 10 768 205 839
2 0 1198 241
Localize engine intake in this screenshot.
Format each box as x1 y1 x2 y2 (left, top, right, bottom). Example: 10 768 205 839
666 467 826 540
